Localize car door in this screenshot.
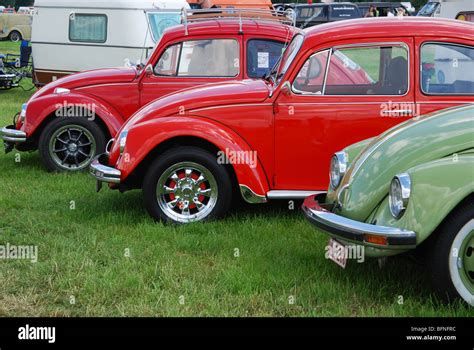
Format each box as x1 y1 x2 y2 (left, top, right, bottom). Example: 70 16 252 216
139 36 244 107
415 38 474 115
274 38 415 190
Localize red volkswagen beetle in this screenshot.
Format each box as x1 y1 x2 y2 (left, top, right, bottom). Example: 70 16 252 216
90 18 474 223
0 19 296 172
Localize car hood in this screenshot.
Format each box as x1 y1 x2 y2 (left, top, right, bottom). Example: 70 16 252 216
30 67 138 100
334 104 474 221
121 79 271 131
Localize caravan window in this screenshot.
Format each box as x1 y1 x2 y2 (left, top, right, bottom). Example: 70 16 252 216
155 39 240 77
147 12 181 43
69 14 107 43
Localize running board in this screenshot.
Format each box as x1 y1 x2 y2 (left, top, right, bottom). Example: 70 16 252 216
239 185 326 204
266 190 326 200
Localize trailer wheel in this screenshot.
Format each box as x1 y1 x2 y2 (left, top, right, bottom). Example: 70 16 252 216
9 31 22 42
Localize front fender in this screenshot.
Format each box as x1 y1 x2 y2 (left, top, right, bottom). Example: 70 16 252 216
23 92 124 139
372 155 474 245
118 116 270 197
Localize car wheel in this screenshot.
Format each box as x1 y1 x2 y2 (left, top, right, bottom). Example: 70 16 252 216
429 202 474 306
38 118 106 172
9 31 21 42
142 146 232 224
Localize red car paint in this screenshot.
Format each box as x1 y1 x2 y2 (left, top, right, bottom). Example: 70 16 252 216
109 18 474 197
11 20 298 148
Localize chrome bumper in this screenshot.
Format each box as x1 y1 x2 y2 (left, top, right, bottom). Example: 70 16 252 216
0 126 26 143
302 194 417 249
89 153 121 184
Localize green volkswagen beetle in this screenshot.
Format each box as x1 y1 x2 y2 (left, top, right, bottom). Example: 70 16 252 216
302 104 474 305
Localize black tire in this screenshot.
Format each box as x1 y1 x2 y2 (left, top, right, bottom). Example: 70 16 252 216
9 31 21 42
38 117 106 172
142 146 232 224
428 201 474 305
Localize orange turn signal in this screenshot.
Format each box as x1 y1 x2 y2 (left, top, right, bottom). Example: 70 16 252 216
363 234 388 246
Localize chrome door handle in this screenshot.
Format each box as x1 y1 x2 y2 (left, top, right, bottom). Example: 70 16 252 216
381 109 413 116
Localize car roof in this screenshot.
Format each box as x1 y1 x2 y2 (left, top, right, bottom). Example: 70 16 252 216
303 17 474 43
162 19 300 42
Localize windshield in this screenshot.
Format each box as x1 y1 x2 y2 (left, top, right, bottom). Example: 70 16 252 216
417 2 440 17
147 12 181 43
272 34 304 85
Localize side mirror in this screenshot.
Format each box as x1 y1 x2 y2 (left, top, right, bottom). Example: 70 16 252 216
281 81 292 96
145 64 153 77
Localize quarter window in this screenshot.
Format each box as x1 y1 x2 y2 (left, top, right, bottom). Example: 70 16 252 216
69 14 107 43
293 50 330 94
154 39 240 77
421 43 474 95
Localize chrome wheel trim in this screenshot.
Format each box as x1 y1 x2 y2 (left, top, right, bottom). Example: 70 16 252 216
449 219 474 306
48 124 96 171
156 161 218 223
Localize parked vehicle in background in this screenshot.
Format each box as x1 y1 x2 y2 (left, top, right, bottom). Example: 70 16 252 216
275 3 361 28
31 0 189 86
0 18 294 172
0 7 4 13
187 0 273 10
302 105 474 306
0 13 32 42
89 18 474 224
456 11 474 22
417 0 474 19
17 7 35 15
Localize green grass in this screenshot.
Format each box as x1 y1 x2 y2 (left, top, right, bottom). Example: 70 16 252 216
0 41 472 317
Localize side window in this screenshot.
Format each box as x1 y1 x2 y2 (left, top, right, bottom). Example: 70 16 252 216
179 39 239 77
325 45 408 95
155 43 181 76
247 40 285 78
421 43 474 95
69 14 107 43
292 50 330 94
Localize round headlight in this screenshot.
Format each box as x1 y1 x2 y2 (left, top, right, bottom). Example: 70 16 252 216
329 152 348 190
389 173 411 219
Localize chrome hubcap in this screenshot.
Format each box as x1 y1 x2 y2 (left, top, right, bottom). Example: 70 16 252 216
49 125 96 170
156 162 217 223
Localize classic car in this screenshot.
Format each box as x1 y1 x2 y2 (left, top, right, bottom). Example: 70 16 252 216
302 105 474 305
0 19 294 172
87 17 473 224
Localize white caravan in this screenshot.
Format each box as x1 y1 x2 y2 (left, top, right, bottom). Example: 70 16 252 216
32 0 189 85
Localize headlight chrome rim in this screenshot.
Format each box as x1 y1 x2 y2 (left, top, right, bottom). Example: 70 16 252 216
389 173 411 219
329 151 348 190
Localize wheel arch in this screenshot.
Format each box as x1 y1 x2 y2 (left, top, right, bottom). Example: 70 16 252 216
119 116 271 199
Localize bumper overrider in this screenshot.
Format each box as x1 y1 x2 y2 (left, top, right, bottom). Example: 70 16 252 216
302 194 417 250
0 125 27 153
89 153 121 191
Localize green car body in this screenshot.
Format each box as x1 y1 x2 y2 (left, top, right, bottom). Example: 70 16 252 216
303 105 474 305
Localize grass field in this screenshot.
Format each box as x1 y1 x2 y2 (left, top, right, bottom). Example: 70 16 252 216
0 41 472 317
